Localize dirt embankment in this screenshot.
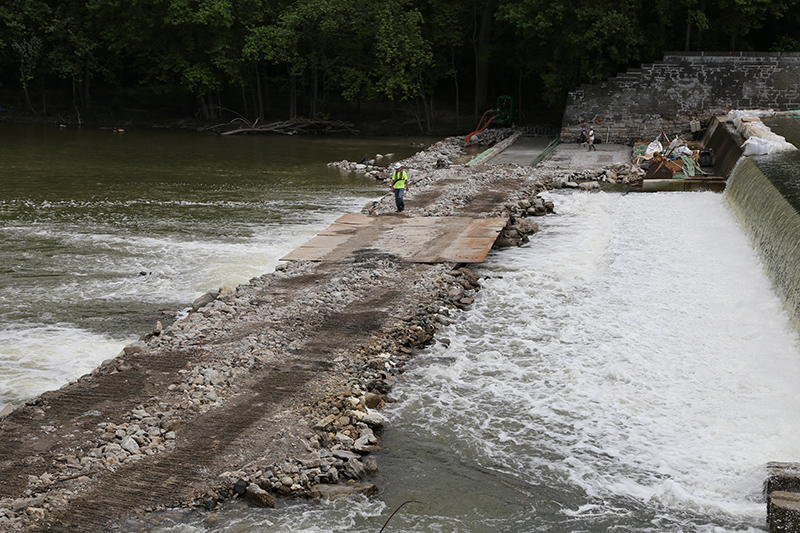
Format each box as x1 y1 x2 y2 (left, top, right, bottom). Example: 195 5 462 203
0 132 564 531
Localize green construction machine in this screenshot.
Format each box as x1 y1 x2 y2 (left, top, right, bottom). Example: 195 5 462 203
468 95 515 142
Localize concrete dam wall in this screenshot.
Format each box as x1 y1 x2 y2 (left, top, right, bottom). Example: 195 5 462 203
562 52 800 144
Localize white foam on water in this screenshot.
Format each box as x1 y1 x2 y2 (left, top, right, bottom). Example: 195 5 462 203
0 191 381 405
151 497 386 533
0 324 130 406
388 190 800 530
0 203 362 304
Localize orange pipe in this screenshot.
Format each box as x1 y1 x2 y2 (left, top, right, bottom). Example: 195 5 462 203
467 111 496 143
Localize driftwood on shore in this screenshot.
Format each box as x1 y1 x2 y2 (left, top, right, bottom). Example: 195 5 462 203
217 118 359 136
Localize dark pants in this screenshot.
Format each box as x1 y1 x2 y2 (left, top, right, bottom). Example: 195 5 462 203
394 187 405 211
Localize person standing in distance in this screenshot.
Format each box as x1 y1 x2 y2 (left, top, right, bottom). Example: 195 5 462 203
587 128 596 151
391 164 409 212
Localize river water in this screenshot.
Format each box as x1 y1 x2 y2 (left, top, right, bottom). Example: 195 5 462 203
0 124 427 406
3 122 800 532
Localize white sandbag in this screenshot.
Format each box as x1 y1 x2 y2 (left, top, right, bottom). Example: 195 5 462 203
729 109 797 155
727 109 774 125
741 136 797 155
645 140 662 155
742 137 773 156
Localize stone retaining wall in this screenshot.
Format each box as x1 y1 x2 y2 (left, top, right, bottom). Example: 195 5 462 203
562 52 800 144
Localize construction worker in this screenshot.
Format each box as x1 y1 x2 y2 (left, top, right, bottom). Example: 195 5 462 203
391 164 409 212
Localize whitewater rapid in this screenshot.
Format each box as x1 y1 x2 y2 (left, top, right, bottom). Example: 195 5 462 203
385 190 800 531
152 189 800 532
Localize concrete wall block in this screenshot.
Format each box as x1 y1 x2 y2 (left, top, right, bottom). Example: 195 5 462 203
768 491 800 533
563 53 800 132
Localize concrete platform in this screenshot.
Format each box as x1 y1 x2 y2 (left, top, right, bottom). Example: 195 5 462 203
643 177 727 192
489 137 553 166
538 142 633 171
281 213 509 263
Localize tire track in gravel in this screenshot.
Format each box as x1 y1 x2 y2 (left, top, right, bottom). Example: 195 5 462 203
0 349 194 498
15 274 406 531
36 359 319 532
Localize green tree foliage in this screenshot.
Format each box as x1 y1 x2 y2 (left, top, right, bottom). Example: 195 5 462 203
0 0 798 129
496 0 645 109
0 0 51 112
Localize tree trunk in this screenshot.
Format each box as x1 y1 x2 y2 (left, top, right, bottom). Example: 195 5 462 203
416 74 434 135
40 77 46 115
311 67 318 118
685 13 691 51
255 62 264 120
263 64 270 114
82 60 90 112
20 72 34 113
473 0 494 119
452 48 460 129
698 0 706 48
289 74 297 118
517 64 523 127
72 77 78 116
408 99 424 134
198 94 210 120
15 38 39 113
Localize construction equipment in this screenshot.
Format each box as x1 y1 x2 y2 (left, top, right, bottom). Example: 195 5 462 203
467 95 514 142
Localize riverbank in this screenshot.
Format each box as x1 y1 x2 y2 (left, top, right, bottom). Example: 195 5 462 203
0 130 578 531
0 105 559 138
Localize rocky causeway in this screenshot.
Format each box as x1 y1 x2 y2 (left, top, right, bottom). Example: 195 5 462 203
0 130 641 531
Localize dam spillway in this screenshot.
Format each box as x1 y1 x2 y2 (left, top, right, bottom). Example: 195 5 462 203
725 156 800 330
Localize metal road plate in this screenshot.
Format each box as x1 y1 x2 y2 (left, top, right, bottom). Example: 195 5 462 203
280 213 508 263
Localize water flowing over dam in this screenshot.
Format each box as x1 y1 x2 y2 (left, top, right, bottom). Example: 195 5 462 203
725 156 800 330
725 115 800 332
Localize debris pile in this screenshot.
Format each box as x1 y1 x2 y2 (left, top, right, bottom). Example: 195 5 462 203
465 127 517 146
633 133 712 181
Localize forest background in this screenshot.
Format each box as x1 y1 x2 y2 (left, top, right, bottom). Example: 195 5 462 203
1 0 798 135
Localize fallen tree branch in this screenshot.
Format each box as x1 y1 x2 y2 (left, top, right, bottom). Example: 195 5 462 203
221 118 358 136
202 117 253 132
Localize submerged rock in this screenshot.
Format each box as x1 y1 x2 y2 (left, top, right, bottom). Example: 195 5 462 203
308 482 378 501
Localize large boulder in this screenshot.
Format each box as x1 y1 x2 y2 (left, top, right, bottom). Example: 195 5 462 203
244 483 275 508
192 290 219 311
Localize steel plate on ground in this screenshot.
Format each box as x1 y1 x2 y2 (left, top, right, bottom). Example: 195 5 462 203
280 213 508 263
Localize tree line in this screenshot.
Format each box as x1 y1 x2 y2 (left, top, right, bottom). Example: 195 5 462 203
1 0 797 133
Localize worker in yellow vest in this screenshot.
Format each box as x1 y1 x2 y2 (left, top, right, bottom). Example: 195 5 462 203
391 164 410 212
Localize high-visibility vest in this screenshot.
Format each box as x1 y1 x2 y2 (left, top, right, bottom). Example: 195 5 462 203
392 170 408 189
